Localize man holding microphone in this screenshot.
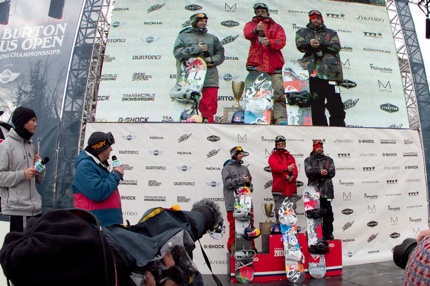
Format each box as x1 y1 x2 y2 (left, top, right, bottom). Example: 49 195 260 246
0 107 46 232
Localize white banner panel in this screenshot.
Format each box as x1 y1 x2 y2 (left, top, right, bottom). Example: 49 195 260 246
95 0 408 128
85 123 428 274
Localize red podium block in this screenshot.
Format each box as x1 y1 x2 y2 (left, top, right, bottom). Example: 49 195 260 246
228 234 342 282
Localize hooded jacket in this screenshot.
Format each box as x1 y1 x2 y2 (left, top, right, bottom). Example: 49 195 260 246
268 149 298 197
173 27 225 88
243 16 286 74
296 23 343 81
304 151 335 199
0 128 45 216
221 159 253 211
72 150 123 226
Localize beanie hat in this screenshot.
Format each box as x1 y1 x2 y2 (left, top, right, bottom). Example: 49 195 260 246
0 209 116 286
11 107 37 129
309 10 324 24
404 235 430 285
313 139 323 151
190 13 208 27
230 146 249 159
87 131 115 155
253 3 269 16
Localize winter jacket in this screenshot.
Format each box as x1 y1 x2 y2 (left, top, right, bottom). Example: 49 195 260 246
72 150 123 226
296 23 343 81
173 27 225 88
0 129 45 216
221 159 253 211
268 149 298 197
243 16 286 74
304 152 336 199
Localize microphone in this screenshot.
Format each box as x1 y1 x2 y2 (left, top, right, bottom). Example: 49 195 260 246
34 157 49 172
112 155 121 167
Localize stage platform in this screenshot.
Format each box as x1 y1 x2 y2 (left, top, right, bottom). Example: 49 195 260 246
202 260 404 285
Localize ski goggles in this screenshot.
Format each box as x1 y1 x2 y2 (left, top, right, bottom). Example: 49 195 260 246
308 10 322 17
253 3 269 10
275 135 286 142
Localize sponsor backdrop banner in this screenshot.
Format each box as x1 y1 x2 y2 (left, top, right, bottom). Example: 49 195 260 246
96 0 408 128
86 123 428 273
0 0 85 208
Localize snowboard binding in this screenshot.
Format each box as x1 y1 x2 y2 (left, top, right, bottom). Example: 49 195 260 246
234 249 256 261
285 248 304 262
233 208 251 221
305 208 327 219
308 240 329 254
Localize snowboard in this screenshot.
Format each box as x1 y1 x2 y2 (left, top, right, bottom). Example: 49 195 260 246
233 186 257 283
170 57 207 122
282 60 312 126
243 71 273 124
303 185 328 279
279 197 305 284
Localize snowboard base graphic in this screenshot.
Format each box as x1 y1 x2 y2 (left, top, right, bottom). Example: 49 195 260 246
279 197 305 284
244 71 273 124
303 185 327 279
170 57 207 122
233 186 256 283
282 60 312 126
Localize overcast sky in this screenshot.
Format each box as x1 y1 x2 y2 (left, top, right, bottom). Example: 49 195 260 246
410 3 430 84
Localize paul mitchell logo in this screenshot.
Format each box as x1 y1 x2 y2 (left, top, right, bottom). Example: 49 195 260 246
207 135 220 142
380 103 399 113
207 149 221 158
367 233 378 243
178 134 192 143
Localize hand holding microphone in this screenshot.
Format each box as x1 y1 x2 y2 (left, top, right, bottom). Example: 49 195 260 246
112 155 124 178
34 157 49 172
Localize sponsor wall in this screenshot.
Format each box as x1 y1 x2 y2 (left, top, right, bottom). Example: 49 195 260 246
96 0 409 128
86 123 428 274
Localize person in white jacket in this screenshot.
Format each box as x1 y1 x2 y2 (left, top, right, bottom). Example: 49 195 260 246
0 107 45 232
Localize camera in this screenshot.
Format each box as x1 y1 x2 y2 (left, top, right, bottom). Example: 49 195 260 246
392 238 417 269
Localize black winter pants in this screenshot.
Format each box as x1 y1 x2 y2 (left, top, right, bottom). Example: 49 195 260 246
320 198 334 238
310 77 346 127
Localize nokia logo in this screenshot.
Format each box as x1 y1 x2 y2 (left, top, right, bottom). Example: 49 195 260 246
177 151 192 155
206 167 220 171
149 136 164 140
207 135 220 142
